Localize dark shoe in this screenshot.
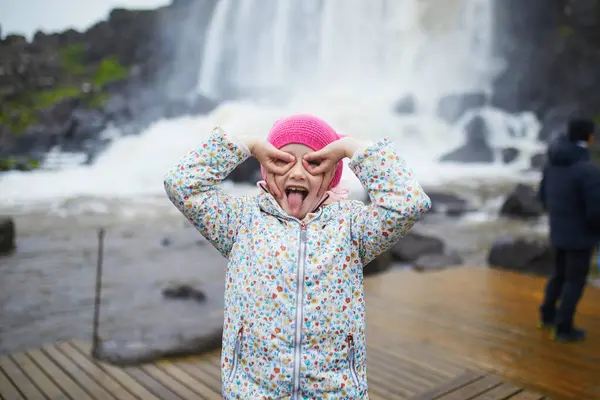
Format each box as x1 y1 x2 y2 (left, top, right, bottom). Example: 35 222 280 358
536 321 554 330
551 327 586 342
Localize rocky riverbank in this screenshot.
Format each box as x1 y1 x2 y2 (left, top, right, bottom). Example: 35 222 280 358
4 177 589 362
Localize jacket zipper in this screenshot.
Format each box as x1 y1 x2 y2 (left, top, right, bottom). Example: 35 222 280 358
291 222 308 399
226 326 243 384
260 207 322 398
347 334 360 387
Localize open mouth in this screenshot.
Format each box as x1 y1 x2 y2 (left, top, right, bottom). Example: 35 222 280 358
285 187 309 201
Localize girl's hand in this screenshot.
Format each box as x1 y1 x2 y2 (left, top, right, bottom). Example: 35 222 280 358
303 137 365 198
251 140 295 197
302 136 363 175
302 141 346 176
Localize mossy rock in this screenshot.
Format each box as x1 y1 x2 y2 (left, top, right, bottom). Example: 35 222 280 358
0 42 130 137
0 157 40 172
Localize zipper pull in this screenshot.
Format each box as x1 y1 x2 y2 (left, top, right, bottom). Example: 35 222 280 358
300 223 307 242
347 334 355 347
347 334 355 360
235 326 243 355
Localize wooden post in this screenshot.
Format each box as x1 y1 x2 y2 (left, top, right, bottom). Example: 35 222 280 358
91 228 105 357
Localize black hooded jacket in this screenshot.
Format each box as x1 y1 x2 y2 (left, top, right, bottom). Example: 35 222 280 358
538 134 600 249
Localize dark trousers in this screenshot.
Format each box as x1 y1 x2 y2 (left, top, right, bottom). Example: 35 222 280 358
540 247 592 332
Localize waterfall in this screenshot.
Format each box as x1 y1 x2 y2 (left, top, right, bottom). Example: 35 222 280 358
197 0 497 105
0 0 545 211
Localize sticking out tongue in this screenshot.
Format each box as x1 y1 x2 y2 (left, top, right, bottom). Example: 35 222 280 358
287 191 305 215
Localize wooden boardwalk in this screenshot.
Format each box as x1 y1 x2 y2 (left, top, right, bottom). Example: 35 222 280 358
0 340 545 400
1 266 598 399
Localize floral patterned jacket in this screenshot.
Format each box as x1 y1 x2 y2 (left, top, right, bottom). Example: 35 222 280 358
164 127 431 399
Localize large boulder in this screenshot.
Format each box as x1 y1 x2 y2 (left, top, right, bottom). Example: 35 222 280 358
392 94 417 114
487 235 554 276
93 317 223 365
499 183 544 219
412 251 464 272
162 283 206 302
529 152 546 171
391 232 445 262
227 157 262 184
426 191 472 216
501 147 520 164
0 217 16 255
439 115 494 163
435 92 487 123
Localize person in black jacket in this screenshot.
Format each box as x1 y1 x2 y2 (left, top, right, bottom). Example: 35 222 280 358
537 118 600 342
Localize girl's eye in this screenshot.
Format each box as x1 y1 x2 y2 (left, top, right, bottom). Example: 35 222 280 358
309 161 321 167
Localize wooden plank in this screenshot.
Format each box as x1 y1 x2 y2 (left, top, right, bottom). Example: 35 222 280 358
123 367 182 400
0 367 24 400
409 370 487 400
176 363 222 395
10 352 65 399
366 355 436 398
183 357 225 397
438 375 504 399
0 356 46 400
505 392 546 400
368 394 389 400
154 360 222 400
43 344 121 400
67 341 161 400
138 364 201 399
366 332 472 377
186 358 222 385
27 348 95 400
471 382 523 400
54 341 145 400
368 344 450 384
365 367 416 399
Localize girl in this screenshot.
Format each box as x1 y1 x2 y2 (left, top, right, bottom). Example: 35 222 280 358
164 114 431 399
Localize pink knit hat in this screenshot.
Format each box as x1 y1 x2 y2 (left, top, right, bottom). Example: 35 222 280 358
261 114 343 188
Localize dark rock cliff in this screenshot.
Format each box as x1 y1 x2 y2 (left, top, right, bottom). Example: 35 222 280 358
492 0 600 142
0 0 218 171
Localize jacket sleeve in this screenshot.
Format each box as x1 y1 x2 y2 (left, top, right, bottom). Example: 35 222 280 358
582 163 600 231
347 137 432 265
163 127 251 258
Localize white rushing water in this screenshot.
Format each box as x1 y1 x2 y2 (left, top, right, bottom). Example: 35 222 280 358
0 0 545 214
199 0 498 102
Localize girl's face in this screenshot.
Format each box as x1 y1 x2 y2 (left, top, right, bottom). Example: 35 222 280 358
272 143 332 219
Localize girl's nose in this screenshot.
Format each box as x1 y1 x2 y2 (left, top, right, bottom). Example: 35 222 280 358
289 161 307 180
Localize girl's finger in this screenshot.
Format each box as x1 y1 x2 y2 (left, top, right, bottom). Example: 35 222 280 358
317 169 334 198
302 159 321 175
316 178 327 199
266 172 281 197
269 148 295 163
266 160 295 175
306 161 331 176
302 159 315 173
303 149 326 162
